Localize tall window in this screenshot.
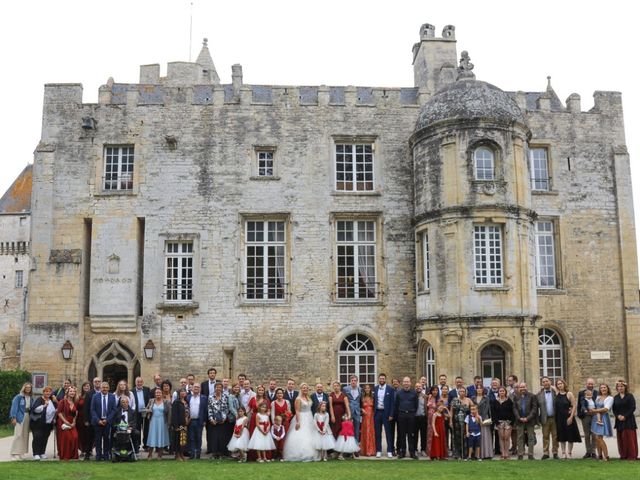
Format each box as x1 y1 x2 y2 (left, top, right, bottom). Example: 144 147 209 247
104 146 134 191
535 221 556 288
338 333 377 385
474 147 494 180
474 225 503 286
530 147 550 191
15 270 24 288
257 150 274 177
165 241 193 301
244 220 286 301
422 231 430 290
336 220 377 300
335 143 374 191
425 345 436 386
538 328 563 384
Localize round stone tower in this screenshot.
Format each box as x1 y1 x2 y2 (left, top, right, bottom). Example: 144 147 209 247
411 63 539 385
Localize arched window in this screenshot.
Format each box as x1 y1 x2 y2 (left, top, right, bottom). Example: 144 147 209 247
425 345 436 387
338 333 377 385
474 147 495 180
538 328 564 384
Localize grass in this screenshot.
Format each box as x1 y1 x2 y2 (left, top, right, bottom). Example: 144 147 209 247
0 458 635 479
0 424 13 439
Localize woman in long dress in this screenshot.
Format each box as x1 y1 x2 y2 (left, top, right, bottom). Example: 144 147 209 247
146 388 170 459
554 379 581 458
76 381 93 460
9 382 32 459
283 383 319 461
56 386 79 460
425 385 438 456
329 381 350 439
474 385 493 460
359 384 376 456
612 379 638 460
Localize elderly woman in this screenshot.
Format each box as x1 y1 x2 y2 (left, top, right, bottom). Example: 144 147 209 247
207 382 229 459
612 379 638 460
474 385 493 459
172 388 190 461
590 383 614 461
9 382 33 459
30 386 58 460
145 388 170 459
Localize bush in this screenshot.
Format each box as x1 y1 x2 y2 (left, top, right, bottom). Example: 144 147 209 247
0 370 32 423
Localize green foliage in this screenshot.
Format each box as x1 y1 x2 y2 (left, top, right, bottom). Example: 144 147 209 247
0 370 32 423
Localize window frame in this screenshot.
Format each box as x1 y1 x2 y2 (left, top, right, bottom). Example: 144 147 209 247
103 145 135 192
333 216 381 302
535 220 558 289
15 270 24 289
251 145 278 179
473 224 503 286
332 136 378 193
538 328 564 385
473 146 495 181
242 219 289 303
530 146 551 191
425 345 436 386
337 333 377 385
164 240 194 303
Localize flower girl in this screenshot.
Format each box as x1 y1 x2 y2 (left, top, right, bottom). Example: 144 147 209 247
248 402 276 462
334 414 359 458
227 407 250 462
312 402 335 461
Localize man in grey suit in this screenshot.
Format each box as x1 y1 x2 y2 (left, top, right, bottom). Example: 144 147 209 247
513 383 538 460
343 376 363 443
536 377 558 459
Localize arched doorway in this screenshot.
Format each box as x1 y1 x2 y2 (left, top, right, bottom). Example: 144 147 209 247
88 341 140 389
480 344 505 385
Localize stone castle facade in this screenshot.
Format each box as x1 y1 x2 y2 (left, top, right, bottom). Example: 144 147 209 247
18 23 640 392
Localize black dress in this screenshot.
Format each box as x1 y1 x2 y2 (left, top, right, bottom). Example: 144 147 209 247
555 393 582 442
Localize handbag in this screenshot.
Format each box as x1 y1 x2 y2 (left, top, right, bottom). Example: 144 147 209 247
482 418 493 426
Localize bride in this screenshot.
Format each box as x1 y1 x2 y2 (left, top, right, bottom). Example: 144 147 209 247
283 383 319 461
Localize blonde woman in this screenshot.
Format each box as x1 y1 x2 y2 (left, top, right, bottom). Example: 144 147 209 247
9 382 33 459
283 383 318 461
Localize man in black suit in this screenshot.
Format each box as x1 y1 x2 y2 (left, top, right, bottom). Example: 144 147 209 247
200 368 218 398
284 379 298 415
394 376 419 459
266 379 278 402
131 376 151 450
82 376 102 460
187 383 208 459
311 383 329 415
577 377 597 458
513 382 538 460
109 396 140 453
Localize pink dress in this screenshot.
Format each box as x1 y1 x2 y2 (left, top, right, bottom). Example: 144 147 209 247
426 395 437 455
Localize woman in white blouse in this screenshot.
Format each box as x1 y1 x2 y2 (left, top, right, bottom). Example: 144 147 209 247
30 386 58 460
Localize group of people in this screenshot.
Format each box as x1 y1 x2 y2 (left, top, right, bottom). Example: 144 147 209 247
7 369 638 462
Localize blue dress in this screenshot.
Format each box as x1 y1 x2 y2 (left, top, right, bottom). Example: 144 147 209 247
147 402 170 448
590 397 613 437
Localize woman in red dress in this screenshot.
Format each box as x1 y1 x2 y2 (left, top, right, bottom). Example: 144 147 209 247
75 381 92 460
270 388 292 431
56 386 79 460
329 381 350 439
359 384 376 456
429 399 448 460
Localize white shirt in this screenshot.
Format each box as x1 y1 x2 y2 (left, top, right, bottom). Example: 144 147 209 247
350 387 360 399
377 385 386 409
135 388 145 412
45 400 57 424
120 409 129 424
189 395 201 420
241 389 256 409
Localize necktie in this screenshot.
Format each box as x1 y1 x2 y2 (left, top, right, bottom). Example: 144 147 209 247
102 395 107 418
520 397 525 416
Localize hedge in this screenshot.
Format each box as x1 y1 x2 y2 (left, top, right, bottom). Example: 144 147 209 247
0 370 32 423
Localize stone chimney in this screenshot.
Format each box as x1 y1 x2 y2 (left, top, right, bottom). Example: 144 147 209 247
412 24 458 94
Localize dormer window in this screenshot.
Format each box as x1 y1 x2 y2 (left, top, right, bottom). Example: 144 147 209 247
474 147 494 180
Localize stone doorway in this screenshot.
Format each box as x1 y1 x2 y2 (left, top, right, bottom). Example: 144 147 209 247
480 344 505 386
88 340 141 390
103 363 128 391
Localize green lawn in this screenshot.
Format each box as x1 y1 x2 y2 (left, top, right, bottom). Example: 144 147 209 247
0 459 635 479
0 424 13 439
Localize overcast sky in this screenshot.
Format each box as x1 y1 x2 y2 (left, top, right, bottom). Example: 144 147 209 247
1 1 638 253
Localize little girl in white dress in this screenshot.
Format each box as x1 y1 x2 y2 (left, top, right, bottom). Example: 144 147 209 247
227 407 250 462
312 402 335 461
248 403 276 462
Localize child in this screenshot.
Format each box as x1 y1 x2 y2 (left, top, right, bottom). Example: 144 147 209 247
227 407 250 463
312 402 335 461
271 415 286 462
334 414 359 458
248 402 276 462
583 389 602 425
429 400 448 460
464 405 482 461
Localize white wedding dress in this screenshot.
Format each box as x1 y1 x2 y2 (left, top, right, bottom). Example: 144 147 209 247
283 397 319 462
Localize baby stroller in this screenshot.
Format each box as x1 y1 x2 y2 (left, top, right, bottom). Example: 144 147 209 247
111 419 138 462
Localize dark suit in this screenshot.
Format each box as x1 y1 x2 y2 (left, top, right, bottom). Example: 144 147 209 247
373 384 395 454
82 389 100 458
266 389 278 403
513 392 538 457
131 386 151 448
90 392 118 460
200 380 219 398
109 406 140 452
311 392 329 415
187 394 208 458
284 390 299 415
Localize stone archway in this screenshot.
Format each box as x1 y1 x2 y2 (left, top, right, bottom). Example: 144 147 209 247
88 340 140 389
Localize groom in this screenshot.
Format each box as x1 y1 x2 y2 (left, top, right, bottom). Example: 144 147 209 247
311 383 329 415
373 373 395 458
